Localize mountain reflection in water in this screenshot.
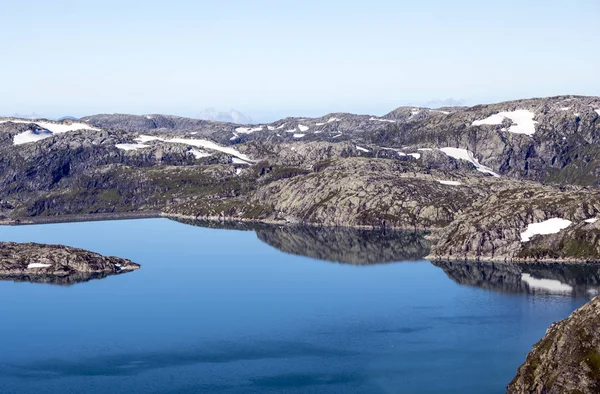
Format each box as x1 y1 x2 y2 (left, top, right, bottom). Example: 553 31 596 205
171 219 432 265
432 260 600 297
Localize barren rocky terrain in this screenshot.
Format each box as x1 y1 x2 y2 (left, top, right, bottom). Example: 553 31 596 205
2 95 600 262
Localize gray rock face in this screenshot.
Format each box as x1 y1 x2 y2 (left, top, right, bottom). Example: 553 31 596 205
0 242 139 284
507 296 600 394
428 184 600 262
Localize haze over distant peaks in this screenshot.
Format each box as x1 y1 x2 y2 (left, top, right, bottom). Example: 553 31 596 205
420 98 466 108
197 108 253 125
9 112 44 120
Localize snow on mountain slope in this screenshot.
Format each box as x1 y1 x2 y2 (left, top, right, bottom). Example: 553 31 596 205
472 109 538 136
120 135 254 162
439 147 500 177
0 118 101 145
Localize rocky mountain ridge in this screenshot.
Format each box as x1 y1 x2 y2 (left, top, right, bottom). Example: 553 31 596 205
1 95 600 263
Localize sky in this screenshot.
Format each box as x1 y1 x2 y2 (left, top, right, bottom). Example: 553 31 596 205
1 0 599 122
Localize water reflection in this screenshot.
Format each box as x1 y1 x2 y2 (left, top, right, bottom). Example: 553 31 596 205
0 270 135 286
171 218 432 264
431 260 600 297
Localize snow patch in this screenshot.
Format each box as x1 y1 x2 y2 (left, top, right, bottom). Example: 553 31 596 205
439 147 500 177
560 107 571 111
13 129 54 145
4 119 101 145
520 218 572 242
298 124 309 132
236 168 243 175
379 147 421 159
436 180 462 186
293 133 305 138
133 135 253 162
472 110 538 136
232 157 250 165
370 117 395 123
521 274 573 293
595 109 600 116
189 149 211 159
356 145 370 153
417 148 433 151
235 126 263 134
267 125 276 131
135 135 162 143
116 143 150 151
332 133 343 138
27 263 52 269
585 218 598 224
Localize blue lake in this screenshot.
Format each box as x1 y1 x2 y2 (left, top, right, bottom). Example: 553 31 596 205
0 218 591 394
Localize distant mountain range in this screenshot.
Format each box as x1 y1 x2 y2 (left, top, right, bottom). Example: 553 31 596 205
196 108 253 124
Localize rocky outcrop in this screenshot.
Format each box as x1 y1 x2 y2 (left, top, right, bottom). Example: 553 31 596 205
0 242 139 284
508 296 600 394
428 184 600 262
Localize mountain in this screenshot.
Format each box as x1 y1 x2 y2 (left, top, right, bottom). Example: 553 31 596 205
0 95 600 264
197 108 253 124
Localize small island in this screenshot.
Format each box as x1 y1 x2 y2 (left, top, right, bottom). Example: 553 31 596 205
0 242 139 285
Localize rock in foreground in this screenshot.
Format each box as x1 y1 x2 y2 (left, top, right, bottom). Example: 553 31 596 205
0 242 139 284
508 297 600 394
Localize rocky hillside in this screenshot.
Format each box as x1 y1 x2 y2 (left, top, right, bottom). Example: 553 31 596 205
0 242 139 284
1 95 600 262
508 296 600 394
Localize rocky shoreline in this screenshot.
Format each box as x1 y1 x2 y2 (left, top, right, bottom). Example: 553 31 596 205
507 296 600 394
0 241 140 285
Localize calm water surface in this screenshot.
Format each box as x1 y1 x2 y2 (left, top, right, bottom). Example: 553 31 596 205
0 219 590 394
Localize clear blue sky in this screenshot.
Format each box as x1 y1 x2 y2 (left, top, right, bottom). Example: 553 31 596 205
2 0 598 121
